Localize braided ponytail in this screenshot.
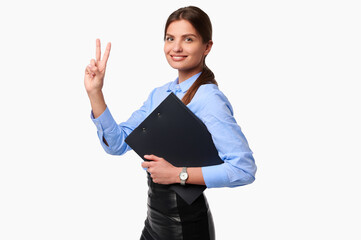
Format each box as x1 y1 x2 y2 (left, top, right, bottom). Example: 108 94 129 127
182 62 217 105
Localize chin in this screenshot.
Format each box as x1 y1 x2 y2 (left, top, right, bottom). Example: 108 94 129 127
168 62 186 70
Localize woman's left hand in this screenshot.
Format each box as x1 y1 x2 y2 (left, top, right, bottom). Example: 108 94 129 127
141 155 181 184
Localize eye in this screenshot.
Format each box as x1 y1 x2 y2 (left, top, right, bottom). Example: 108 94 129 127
166 36 174 41
185 37 193 42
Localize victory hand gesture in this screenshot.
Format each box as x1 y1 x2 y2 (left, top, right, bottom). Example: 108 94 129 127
84 39 111 94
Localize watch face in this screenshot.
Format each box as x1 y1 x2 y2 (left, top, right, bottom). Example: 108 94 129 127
180 172 188 180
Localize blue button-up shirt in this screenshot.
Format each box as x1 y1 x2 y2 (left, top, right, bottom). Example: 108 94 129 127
91 72 257 188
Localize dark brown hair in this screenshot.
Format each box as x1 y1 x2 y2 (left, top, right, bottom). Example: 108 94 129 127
164 6 218 105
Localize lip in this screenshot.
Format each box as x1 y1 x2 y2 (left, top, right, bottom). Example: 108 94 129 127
170 55 187 61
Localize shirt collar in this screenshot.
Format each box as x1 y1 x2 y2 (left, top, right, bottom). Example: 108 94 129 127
167 72 202 93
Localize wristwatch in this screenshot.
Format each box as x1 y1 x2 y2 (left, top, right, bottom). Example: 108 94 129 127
179 167 188 185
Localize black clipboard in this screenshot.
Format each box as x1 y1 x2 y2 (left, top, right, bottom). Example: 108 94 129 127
125 92 223 204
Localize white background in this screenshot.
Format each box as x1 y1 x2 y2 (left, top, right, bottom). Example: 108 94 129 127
1 0 360 239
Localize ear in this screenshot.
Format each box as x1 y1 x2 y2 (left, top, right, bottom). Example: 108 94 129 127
204 40 213 56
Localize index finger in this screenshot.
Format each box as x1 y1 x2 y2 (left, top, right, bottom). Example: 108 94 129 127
96 39 101 63
144 154 162 161
101 42 111 65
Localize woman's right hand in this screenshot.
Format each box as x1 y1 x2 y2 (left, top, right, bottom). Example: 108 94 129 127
84 39 111 95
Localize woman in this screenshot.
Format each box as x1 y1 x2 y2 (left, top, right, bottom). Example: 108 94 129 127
84 6 257 240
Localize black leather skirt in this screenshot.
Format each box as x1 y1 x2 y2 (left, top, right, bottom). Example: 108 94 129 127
140 173 215 240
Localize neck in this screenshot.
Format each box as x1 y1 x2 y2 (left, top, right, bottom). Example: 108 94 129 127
178 67 203 84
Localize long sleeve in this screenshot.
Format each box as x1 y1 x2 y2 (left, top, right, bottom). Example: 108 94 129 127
191 85 257 188
90 89 155 155
89 73 257 189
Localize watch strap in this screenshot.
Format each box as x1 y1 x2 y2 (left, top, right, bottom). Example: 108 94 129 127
180 167 188 185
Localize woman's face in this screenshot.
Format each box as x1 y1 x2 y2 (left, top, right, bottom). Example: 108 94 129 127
164 19 212 79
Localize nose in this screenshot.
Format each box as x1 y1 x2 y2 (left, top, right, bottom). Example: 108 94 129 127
172 40 182 52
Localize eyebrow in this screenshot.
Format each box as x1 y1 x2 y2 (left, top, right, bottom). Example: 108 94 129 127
165 33 198 38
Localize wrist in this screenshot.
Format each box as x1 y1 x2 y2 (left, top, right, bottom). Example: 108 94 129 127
179 167 189 185
87 91 107 119
87 89 103 98
175 167 182 184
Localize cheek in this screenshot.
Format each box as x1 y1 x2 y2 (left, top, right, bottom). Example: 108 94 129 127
164 43 171 54
186 45 205 58
189 49 205 62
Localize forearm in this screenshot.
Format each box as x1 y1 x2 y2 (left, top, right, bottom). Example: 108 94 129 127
87 90 106 118
142 155 206 185
91 107 133 155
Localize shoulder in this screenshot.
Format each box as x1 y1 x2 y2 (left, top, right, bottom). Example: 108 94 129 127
197 84 228 100
141 81 174 112
192 84 234 116
144 80 173 101
148 81 173 95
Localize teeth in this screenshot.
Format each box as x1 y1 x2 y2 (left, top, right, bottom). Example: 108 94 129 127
172 56 186 60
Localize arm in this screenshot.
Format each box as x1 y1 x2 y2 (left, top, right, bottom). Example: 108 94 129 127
84 39 110 147
85 39 154 155
142 87 256 187
200 88 257 188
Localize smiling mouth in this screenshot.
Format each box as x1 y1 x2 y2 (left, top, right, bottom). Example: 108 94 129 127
171 55 187 61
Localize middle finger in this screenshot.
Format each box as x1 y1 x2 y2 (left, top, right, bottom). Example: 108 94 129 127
101 42 111 65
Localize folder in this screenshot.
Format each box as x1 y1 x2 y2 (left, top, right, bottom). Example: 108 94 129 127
125 92 223 204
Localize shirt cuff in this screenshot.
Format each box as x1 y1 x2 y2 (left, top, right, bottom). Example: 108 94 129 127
90 106 118 133
202 163 229 188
